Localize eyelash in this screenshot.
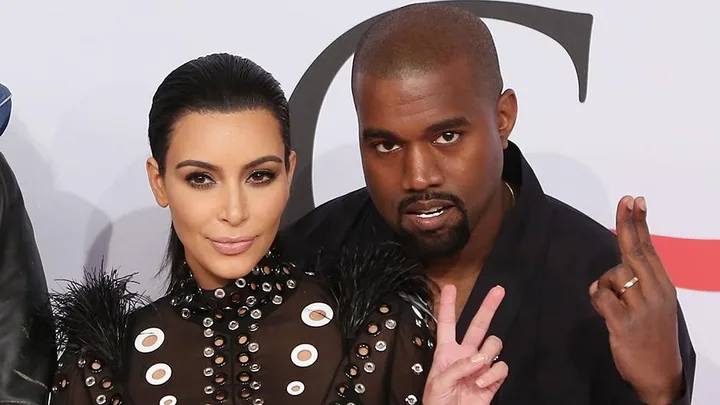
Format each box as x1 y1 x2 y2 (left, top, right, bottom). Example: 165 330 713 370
372 131 463 154
184 170 277 190
373 141 401 154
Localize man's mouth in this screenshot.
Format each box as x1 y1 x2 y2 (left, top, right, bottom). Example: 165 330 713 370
400 198 458 231
412 206 448 218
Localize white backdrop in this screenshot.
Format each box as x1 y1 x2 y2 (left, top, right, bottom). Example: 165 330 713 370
0 0 718 402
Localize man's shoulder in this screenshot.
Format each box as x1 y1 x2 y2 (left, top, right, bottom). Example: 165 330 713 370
280 187 372 243
278 187 374 263
0 152 21 210
547 196 617 243
286 187 371 230
545 195 621 273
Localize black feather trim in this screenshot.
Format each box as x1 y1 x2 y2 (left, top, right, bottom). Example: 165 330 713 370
51 262 149 373
310 241 436 346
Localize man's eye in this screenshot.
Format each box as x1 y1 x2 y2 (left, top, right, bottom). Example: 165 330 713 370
375 142 400 153
435 132 460 145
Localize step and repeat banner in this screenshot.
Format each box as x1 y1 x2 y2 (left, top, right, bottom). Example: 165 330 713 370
0 0 717 401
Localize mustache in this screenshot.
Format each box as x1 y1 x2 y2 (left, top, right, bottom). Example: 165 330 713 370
397 191 466 214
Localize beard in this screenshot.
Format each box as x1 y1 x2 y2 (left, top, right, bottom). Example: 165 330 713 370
395 192 471 259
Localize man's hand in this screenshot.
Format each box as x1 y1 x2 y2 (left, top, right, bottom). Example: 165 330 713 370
423 284 509 405
590 196 683 404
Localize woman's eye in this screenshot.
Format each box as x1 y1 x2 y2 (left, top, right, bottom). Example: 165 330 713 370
434 132 460 145
248 171 276 184
185 173 215 188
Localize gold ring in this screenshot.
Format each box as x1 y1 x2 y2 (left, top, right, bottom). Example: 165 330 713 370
618 276 639 295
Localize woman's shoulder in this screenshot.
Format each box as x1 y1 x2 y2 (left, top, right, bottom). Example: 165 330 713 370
289 241 437 340
282 242 437 405
50 269 153 404
51 269 177 360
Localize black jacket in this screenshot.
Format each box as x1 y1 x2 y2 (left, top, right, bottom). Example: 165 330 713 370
278 141 696 405
0 151 56 404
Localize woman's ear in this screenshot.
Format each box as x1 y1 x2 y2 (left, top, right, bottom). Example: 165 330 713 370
146 157 169 208
286 150 297 188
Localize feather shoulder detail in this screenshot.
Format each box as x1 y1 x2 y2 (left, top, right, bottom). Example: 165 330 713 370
309 241 436 343
51 265 150 373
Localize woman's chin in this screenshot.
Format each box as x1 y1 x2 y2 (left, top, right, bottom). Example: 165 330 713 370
188 243 271 288
206 254 262 281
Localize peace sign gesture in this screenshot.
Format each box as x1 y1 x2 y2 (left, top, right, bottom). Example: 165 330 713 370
589 196 684 404
423 284 508 405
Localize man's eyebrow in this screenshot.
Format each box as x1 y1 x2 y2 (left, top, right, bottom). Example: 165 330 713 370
362 128 401 141
425 117 471 135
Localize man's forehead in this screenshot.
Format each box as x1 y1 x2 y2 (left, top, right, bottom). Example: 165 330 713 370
357 81 479 134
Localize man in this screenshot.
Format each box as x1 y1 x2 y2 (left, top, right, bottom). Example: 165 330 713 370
0 83 56 404
279 4 696 405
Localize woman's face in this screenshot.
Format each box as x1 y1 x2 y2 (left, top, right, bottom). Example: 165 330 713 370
147 110 296 289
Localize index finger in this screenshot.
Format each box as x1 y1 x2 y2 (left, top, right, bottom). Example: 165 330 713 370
615 196 656 284
632 197 669 281
461 285 505 349
436 284 457 346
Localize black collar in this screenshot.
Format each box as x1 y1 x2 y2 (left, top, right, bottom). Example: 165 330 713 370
455 141 553 340
350 141 554 341
281 141 555 342
169 250 301 329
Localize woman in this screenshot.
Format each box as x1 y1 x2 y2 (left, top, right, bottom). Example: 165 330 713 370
49 53 508 405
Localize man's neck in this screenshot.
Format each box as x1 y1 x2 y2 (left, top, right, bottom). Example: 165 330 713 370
426 182 516 315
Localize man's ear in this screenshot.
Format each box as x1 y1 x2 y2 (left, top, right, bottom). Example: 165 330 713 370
496 89 518 149
146 157 168 208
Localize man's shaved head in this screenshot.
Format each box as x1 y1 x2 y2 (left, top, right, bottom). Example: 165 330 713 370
351 3 503 99
351 3 519 260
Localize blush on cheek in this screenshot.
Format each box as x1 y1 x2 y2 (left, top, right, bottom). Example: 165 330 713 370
167 179 292 287
240 181 289 239
257 187 289 231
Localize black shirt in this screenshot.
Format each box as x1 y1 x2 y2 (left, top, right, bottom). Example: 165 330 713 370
48 247 435 405
278 141 696 405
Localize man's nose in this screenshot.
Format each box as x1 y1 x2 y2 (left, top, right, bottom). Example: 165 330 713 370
401 144 444 192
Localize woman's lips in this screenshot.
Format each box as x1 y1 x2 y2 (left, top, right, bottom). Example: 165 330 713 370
209 237 255 256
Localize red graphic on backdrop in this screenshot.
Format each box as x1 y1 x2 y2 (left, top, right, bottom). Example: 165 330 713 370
652 235 720 292
611 232 720 292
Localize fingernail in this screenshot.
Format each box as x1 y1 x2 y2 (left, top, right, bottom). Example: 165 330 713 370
471 353 487 364
589 280 599 295
637 197 647 212
476 377 488 388
626 197 634 211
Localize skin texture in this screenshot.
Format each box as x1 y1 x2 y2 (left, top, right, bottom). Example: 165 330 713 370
589 196 684 404
353 32 683 405
146 110 296 290
144 106 510 405
355 57 518 314
423 284 509 405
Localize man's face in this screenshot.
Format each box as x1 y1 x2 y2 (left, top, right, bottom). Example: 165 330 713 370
354 58 516 258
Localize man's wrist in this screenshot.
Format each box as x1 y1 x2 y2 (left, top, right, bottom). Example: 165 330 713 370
635 374 684 405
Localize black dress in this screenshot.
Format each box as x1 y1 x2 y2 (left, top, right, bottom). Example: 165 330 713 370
49 244 436 405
